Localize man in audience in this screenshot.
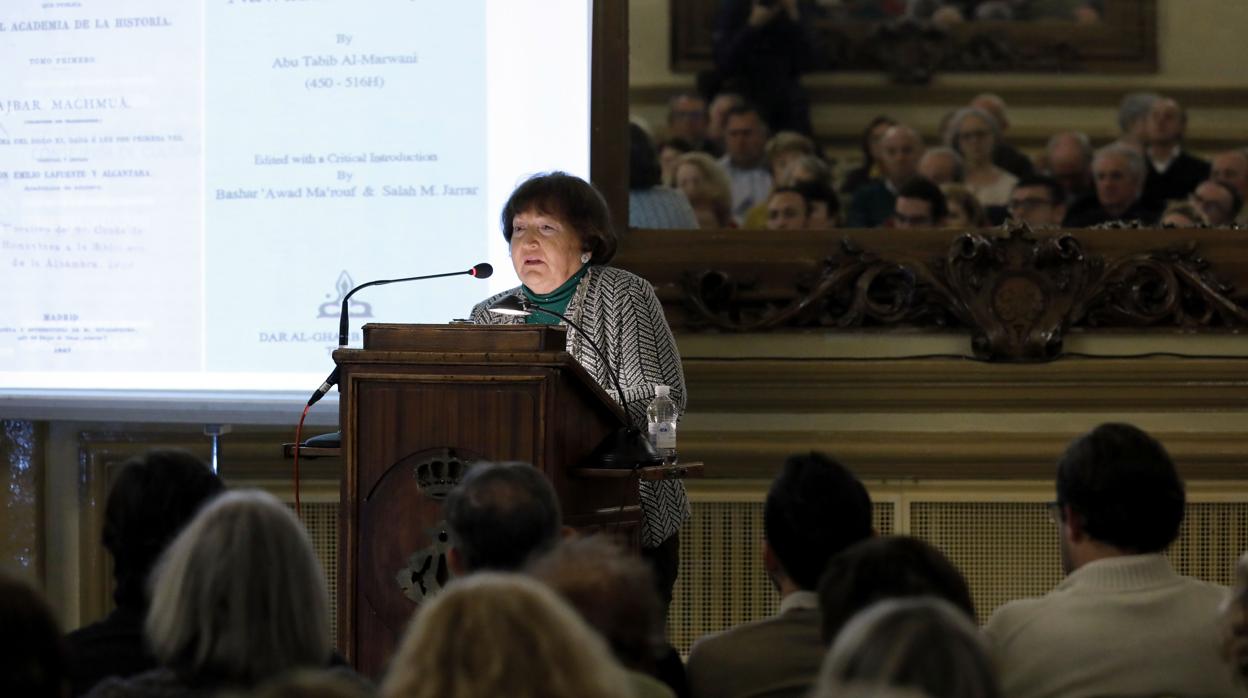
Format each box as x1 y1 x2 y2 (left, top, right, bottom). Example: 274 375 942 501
667 93 718 156
847 124 925 228
1007 175 1067 229
65 449 224 697
985 423 1242 698
798 180 839 229
686 451 873 698
1141 96 1210 208
970 93 1034 178
706 92 746 154
1063 144 1158 227
444 461 562 575
1190 179 1241 228
765 186 809 231
918 147 964 186
1044 131 1095 206
892 177 948 229
1210 148 1248 225
1114 91 1160 152
718 105 774 223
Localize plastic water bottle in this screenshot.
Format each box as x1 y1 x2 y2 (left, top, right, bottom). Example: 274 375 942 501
646 385 678 464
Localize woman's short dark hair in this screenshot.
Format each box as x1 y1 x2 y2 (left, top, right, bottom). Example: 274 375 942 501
500 172 618 265
628 123 662 190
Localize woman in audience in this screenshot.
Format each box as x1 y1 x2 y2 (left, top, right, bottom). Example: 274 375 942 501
0 571 68 698
381 573 633 698
86 490 338 697
941 184 990 230
814 597 1001 698
667 151 736 228
629 123 699 229
946 106 1017 210
841 115 896 195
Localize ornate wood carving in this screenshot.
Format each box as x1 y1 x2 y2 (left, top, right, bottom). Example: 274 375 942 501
664 225 1248 362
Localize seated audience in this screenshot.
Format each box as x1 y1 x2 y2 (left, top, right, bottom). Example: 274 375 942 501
1160 200 1203 227
705 92 746 155
686 452 873 698
668 152 735 229
985 423 1242 698
1190 179 1242 228
1 571 67 698
841 116 897 196
444 461 561 576
918 147 964 187
765 186 810 231
1114 91 1160 153
718 105 774 222
532 536 679 698
817 536 976 644
66 449 224 697
780 153 833 189
1006 175 1067 229
946 106 1017 209
765 131 817 184
797 180 840 229
657 137 694 189
1211 148 1248 225
848 124 925 228
970 92 1034 178
1044 131 1094 205
629 123 699 230
1142 96 1210 209
87 490 338 697
381 573 632 698
1063 144 1158 227
666 93 718 156
941 184 988 229
892 177 948 229
813 598 1001 698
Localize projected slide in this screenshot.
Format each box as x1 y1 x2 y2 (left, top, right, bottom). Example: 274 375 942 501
0 0 591 394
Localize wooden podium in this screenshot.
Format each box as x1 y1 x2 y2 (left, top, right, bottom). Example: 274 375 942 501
333 323 641 676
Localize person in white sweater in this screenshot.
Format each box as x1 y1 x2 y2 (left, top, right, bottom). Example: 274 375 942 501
985 423 1244 698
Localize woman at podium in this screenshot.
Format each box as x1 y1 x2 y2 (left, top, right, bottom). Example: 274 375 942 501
471 171 689 602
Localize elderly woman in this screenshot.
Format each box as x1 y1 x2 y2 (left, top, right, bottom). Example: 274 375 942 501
86 490 341 697
946 106 1017 210
667 151 735 228
470 172 689 602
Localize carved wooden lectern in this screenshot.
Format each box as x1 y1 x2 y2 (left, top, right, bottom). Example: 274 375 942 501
333 323 641 676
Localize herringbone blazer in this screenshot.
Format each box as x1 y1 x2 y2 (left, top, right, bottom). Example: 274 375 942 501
471 265 691 548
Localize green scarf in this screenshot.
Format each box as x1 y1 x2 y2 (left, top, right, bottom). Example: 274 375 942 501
521 264 590 324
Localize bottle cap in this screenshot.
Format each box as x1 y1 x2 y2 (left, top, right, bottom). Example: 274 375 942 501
655 385 670 397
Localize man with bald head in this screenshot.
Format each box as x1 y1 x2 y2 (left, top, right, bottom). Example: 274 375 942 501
1141 96 1210 209
971 93 1034 178
847 124 924 227
1211 149 1248 224
1063 144 1159 227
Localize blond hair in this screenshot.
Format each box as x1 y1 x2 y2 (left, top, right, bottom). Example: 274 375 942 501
381 573 632 698
666 151 734 226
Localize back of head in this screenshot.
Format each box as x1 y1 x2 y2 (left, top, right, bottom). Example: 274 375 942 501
897 177 949 223
0 571 66 698
818 536 975 643
445 461 561 573
765 452 873 590
146 489 331 686
103 449 225 609
820 597 1001 698
629 122 662 190
381 573 630 698
530 535 663 671
1056 423 1185 553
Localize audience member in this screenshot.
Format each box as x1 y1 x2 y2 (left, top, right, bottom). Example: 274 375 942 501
1190 179 1241 228
1141 96 1211 208
669 151 736 228
946 106 1017 209
765 186 810 231
848 124 924 228
666 93 717 156
1211 148 1248 224
765 131 817 183
893 177 948 229
532 536 679 698
1044 131 1095 205
1159 200 1203 228
87 489 337 697
918 147 964 186
718 105 774 222
780 153 834 189
1114 91 1160 152
817 536 976 644
940 183 988 229
1224 550 1248 685
686 452 873 698
0 571 68 698
814 598 1001 698
985 423 1242 698
444 461 561 575
711 0 816 135
1063 144 1158 227
66 449 224 697
970 92 1035 178
797 180 840 229
657 137 694 186
1007 175 1067 228
841 116 897 196
629 123 700 230
381 573 632 698
706 92 746 154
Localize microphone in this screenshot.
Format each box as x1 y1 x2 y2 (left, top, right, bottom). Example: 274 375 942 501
304 262 492 408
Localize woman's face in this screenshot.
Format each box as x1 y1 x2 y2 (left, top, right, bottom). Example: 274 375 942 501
957 115 995 165
509 208 585 294
675 162 705 201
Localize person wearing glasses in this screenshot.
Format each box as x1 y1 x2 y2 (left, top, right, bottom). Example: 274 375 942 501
1006 175 1068 229
945 106 1017 211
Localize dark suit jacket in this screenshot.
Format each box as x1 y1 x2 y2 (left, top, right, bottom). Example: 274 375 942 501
1062 196 1160 228
65 606 155 697
846 179 896 228
994 142 1035 179
1142 150 1210 209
